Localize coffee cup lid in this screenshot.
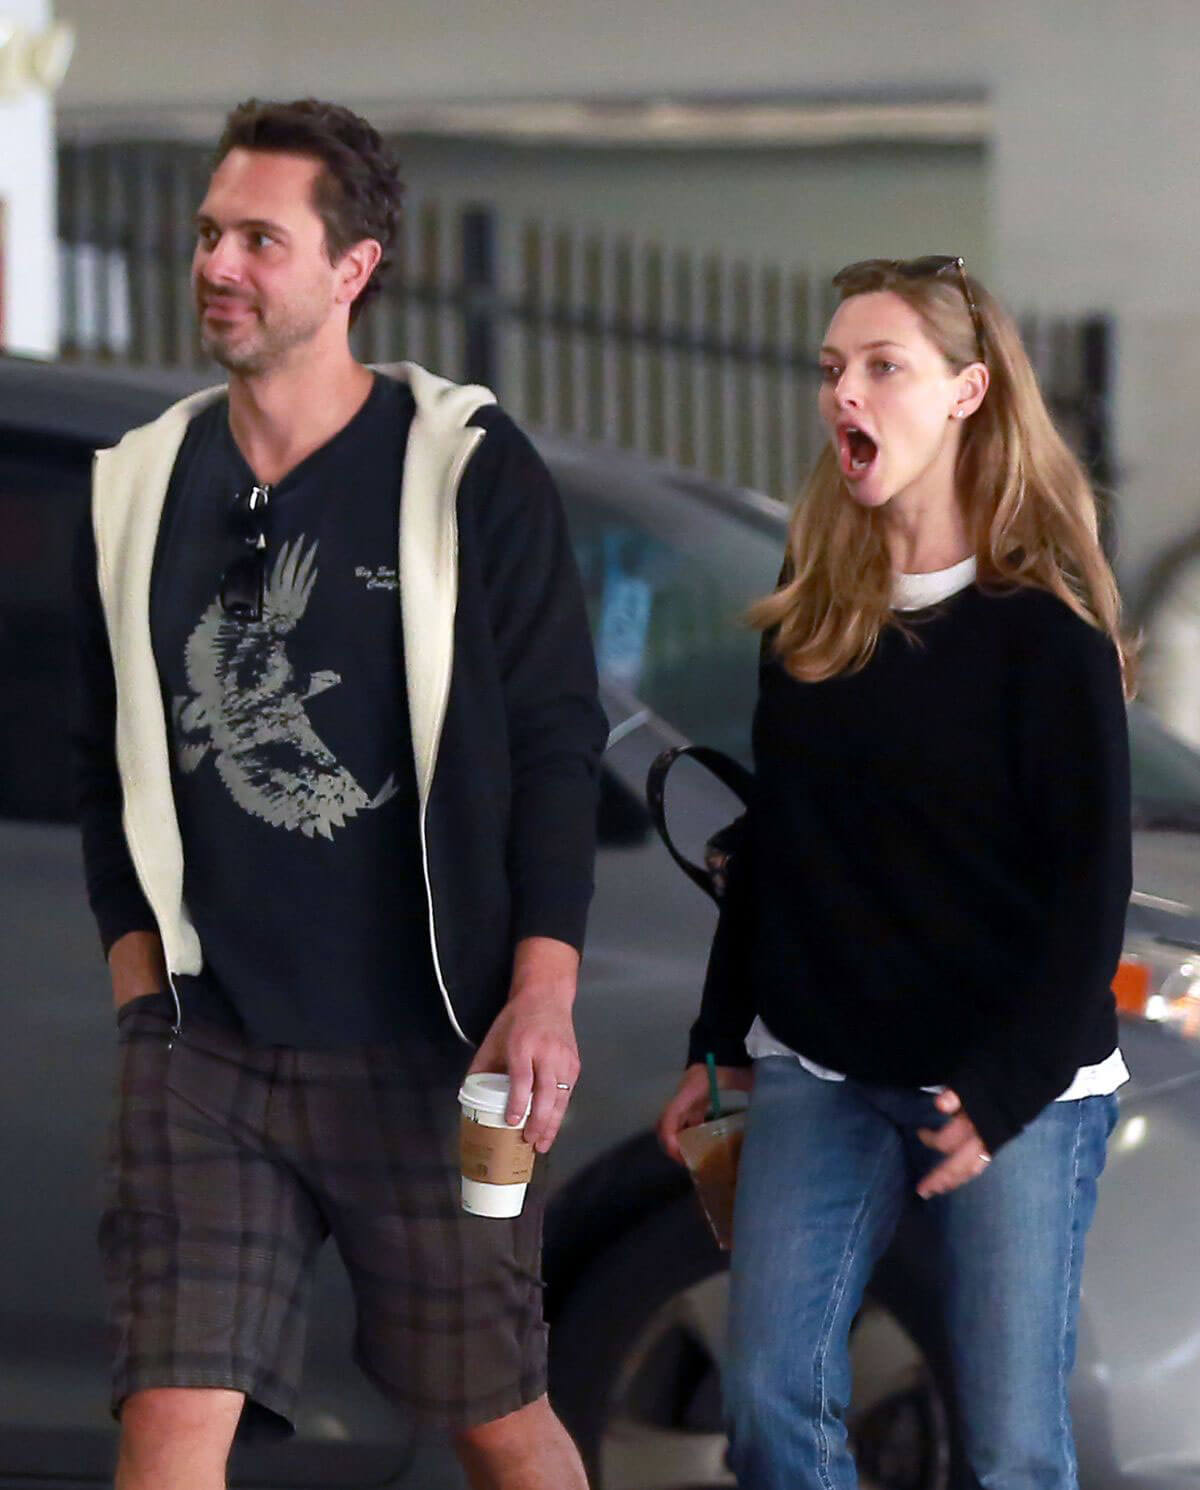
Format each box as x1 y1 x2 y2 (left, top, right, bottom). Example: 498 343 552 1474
458 1072 531 1119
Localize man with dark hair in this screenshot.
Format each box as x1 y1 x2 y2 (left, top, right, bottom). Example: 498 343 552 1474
73 97 605 1490
213 98 402 329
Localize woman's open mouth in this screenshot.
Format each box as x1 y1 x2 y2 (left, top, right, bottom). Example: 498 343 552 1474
837 425 878 480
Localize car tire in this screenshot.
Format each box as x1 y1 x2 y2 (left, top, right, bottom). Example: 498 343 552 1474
550 1190 961 1490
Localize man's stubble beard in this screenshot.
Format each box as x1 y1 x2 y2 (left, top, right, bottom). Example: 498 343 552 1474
197 291 330 376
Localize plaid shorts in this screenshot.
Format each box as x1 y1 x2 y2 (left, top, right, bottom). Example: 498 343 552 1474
99 997 548 1438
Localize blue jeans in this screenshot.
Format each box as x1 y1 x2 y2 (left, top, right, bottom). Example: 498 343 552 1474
724 1057 1118 1490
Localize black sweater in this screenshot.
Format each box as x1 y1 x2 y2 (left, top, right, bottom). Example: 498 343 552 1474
689 583 1131 1154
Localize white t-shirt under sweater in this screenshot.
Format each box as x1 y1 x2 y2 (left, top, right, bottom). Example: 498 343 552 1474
745 554 1129 1103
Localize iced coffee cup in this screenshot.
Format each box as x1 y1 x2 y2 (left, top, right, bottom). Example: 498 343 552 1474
458 1073 535 1218
677 1110 746 1250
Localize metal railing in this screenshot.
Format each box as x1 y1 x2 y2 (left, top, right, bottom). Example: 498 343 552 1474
57 139 1113 502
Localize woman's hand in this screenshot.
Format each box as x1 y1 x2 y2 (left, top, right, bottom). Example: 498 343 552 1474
657 1061 755 1164
916 1088 992 1198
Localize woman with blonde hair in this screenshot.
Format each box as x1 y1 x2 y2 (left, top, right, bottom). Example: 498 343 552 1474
658 256 1133 1488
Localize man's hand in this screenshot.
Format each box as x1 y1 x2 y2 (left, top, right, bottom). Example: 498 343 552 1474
657 1061 754 1164
108 930 168 1015
916 1088 992 1199
468 936 581 1155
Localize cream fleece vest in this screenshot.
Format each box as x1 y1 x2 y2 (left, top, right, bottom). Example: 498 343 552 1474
91 362 494 1032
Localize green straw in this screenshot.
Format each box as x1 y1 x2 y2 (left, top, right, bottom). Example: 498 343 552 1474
705 1052 723 1120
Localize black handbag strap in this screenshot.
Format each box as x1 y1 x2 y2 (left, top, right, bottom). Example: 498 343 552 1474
645 745 754 899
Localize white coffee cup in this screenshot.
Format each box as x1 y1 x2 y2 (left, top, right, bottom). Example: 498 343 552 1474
457 1073 535 1218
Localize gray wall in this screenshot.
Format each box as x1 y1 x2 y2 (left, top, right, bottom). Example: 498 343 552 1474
55 0 1200 311
53 2 994 110
396 136 989 282
53 0 1200 600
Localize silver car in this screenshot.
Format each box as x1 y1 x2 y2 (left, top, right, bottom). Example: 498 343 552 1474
2 355 1199 1488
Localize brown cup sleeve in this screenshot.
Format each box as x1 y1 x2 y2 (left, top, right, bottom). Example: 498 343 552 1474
460 1116 536 1185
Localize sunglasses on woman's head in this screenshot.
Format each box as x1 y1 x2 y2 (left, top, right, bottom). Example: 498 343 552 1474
831 255 986 363
219 483 270 621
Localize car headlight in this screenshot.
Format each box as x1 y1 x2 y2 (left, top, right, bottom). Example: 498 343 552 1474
1114 937 1200 1040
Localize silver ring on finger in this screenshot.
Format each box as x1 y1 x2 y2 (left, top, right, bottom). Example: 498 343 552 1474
979 1152 992 1166
555 1082 573 1092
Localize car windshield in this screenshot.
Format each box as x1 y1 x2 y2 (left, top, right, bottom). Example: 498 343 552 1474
556 455 1200 826
1129 703 1200 829
557 454 781 764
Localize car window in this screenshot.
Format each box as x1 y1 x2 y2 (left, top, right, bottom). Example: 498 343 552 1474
557 465 783 765
0 433 92 822
556 454 1200 828
1128 702 1200 820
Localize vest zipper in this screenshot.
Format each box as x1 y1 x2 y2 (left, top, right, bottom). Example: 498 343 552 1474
166 970 182 1046
416 429 485 1047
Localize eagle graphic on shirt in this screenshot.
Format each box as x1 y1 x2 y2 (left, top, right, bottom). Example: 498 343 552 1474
171 535 397 839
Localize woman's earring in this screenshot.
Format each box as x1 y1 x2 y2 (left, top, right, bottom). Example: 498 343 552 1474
956 409 966 419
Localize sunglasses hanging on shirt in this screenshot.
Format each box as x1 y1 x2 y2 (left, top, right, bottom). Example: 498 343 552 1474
220 483 271 621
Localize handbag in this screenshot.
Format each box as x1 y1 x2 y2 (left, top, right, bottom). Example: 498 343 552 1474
644 745 753 904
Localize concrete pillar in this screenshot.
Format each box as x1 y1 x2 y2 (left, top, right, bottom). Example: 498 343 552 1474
0 0 64 356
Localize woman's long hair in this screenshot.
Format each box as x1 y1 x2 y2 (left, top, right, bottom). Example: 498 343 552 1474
749 266 1135 692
